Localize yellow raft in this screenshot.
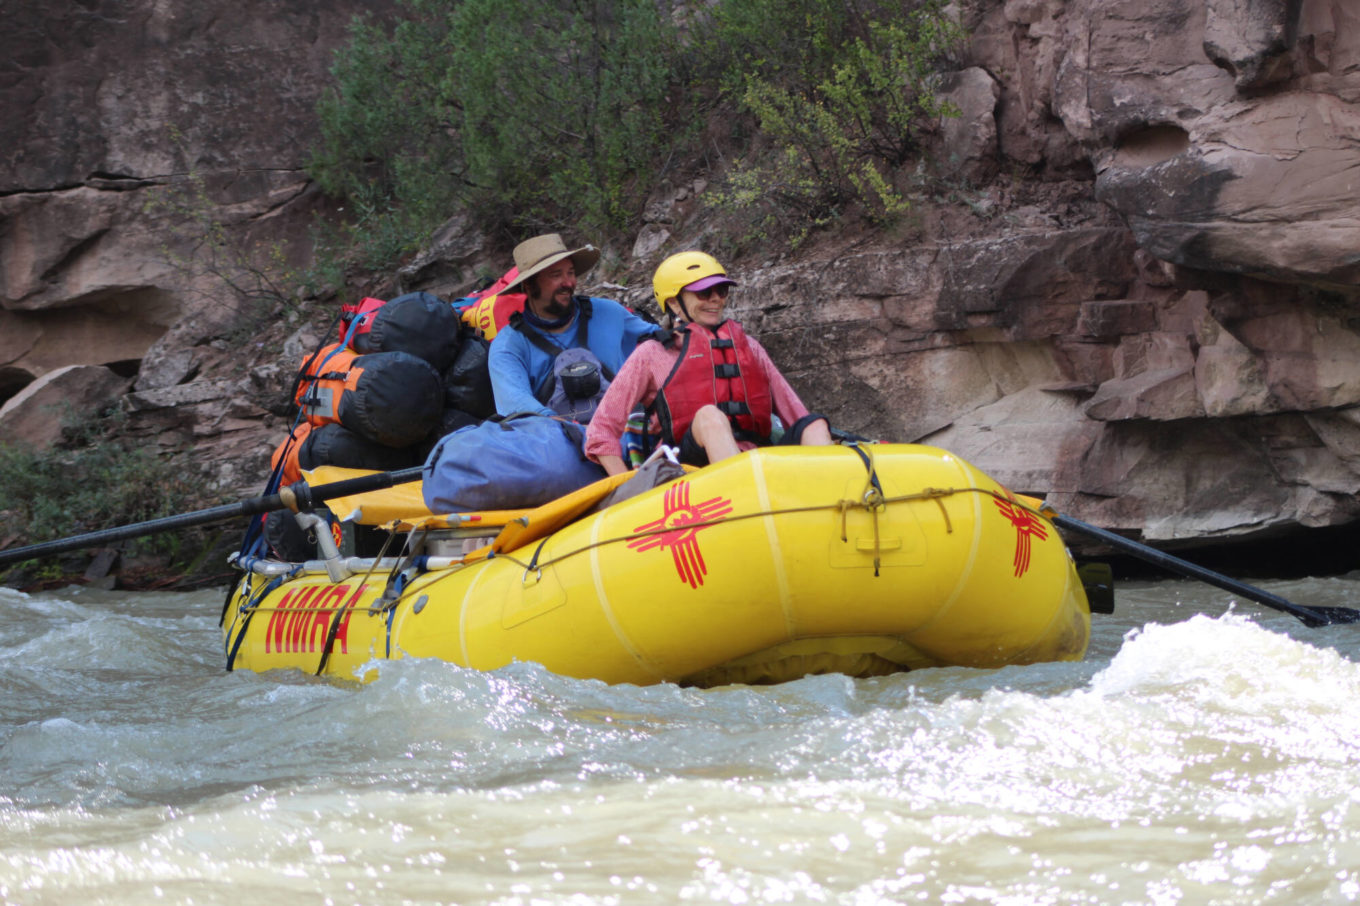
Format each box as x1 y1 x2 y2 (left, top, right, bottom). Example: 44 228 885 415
222 444 1090 686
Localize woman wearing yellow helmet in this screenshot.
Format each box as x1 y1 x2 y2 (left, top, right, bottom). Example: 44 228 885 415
584 251 831 474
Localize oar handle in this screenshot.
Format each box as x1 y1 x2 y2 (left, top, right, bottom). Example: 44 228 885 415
0 466 426 569
1048 512 1343 628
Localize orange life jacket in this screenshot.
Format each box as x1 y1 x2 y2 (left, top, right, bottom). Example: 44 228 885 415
293 342 443 448
270 422 310 488
294 343 365 428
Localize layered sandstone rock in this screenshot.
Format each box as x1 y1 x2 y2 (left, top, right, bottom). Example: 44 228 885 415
706 0 1360 545
1 0 392 483
3 0 1358 556
871 0 1360 542
0 365 133 449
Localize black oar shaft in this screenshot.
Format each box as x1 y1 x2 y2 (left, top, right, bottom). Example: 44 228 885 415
0 466 426 568
1050 513 1343 627
0 499 281 565
282 466 425 511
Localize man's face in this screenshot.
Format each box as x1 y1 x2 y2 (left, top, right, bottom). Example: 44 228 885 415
527 260 576 319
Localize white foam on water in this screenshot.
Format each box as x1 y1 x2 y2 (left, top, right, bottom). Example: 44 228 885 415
4 583 1360 903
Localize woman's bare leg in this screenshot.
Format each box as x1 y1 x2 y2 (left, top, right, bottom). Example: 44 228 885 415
690 405 742 463
800 417 832 446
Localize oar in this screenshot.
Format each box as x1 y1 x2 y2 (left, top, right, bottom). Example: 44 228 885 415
1035 504 1360 628
0 466 427 569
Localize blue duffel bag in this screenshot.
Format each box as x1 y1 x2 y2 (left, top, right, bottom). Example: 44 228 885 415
422 414 607 513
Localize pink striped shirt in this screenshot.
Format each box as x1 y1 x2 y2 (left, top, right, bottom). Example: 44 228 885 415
584 329 810 462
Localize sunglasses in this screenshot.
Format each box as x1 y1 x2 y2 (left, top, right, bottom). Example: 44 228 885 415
688 284 731 301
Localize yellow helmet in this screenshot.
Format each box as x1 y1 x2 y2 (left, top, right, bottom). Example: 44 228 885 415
652 251 734 313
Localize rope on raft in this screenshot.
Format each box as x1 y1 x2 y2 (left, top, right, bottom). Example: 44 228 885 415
474 484 1006 581
231 483 1038 616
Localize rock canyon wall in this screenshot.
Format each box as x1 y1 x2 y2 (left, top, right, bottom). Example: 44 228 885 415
740 0 1360 545
3 0 1358 552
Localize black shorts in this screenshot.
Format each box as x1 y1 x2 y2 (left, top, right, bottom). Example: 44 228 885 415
677 412 829 467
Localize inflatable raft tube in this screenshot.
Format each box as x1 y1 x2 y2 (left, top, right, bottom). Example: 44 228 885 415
223 444 1090 686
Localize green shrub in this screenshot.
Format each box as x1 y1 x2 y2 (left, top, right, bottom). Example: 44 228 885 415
308 0 967 264
704 0 964 237
0 413 204 566
310 0 681 254
310 7 462 261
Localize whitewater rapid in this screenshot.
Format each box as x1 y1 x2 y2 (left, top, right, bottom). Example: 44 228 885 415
3 577 1359 904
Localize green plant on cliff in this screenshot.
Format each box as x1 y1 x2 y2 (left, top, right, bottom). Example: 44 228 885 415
0 410 202 567
309 0 965 264
309 0 679 253
703 0 964 239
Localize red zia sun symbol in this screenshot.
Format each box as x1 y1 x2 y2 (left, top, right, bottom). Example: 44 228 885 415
628 481 733 588
993 494 1049 578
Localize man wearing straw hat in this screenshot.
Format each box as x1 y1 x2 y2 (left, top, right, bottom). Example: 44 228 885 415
488 233 661 423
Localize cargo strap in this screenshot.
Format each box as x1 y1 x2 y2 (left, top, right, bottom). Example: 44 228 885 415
845 443 887 576
481 448 987 585
225 565 302 671
371 528 429 615
315 529 397 675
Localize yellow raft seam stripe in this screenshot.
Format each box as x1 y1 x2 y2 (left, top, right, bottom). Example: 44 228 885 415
457 563 491 668
748 452 794 635
590 517 666 681
937 456 983 617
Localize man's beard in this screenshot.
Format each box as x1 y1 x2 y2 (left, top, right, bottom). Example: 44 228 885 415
541 292 572 318
529 281 574 320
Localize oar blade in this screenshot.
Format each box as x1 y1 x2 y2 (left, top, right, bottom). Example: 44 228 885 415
1291 606 1360 628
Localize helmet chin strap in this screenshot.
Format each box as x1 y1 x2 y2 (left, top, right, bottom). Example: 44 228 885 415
669 296 694 324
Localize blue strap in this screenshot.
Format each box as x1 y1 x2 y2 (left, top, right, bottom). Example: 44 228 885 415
340 306 373 348
224 566 301 671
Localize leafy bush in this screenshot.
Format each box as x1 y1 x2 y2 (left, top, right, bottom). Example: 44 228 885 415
309 8 462 261
309 0 967 264
704 0 964 238
0 413 204 566
310 0 680 253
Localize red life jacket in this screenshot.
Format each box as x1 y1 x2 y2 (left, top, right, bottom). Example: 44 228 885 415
652 320 774 445
458 267 526 340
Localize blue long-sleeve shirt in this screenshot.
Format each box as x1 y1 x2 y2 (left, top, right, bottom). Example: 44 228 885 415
488 296 660 417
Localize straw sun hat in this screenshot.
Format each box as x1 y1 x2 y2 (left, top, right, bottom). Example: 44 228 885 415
504 234 600 292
